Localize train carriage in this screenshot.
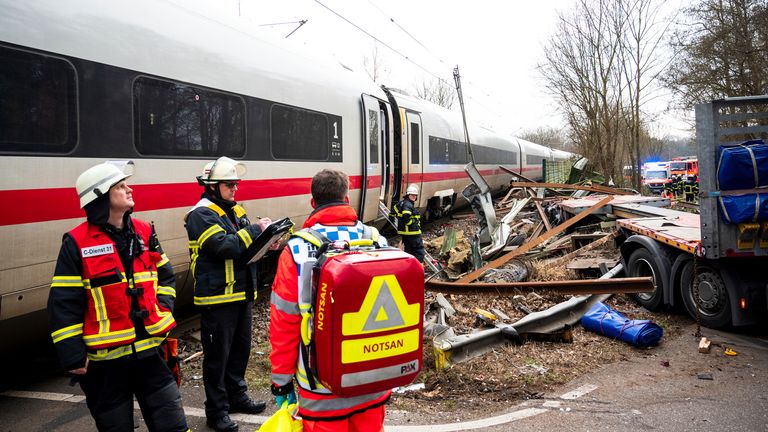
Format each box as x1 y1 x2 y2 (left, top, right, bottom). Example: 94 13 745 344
0 0 573 350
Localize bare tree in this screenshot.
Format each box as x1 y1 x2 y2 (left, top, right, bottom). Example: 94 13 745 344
539 0 669 186
664 0 768 110
520 126 569 151
414 78 456 109
363 43 390 84
619 0 671 189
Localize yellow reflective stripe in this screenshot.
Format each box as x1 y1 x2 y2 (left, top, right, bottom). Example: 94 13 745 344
193 291 246 306
197 224 225 247
51 275 83 288
87 337 165 361
233 205 246 218
348 239 375 247
82 327 136 347
133 271 157 284
145 311 175 335
296 366 327 390
51 323 83 343
293 231 322 246
89 287 109 334
157 253 170 268
206 203 226 217
237 228 253 248
224 259 234 295
157 285 176 297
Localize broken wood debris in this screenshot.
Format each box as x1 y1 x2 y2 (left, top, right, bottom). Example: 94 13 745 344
456 195 613 283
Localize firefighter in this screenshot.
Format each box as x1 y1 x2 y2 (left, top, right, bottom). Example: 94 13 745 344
390 184 426 262
48 161 188 431
185 157 271 432
674 175 684 199
270 169 390 432
684 175 696 202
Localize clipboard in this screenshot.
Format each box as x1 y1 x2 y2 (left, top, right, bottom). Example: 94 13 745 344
246 217 294 264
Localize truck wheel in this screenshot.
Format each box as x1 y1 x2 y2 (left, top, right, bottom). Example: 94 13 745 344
680 264 731 328
627 248 664 310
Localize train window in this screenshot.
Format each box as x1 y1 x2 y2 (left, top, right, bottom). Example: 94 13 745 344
271 105 330 161
429 136 517 165
0 46 77 153
410 122 420 164
133 77 245 157
526 154 545 166
368 109 379 164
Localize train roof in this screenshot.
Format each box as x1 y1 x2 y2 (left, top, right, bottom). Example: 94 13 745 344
0 0 387 112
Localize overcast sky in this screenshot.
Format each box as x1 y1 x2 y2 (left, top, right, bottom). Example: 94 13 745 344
173 0 691 139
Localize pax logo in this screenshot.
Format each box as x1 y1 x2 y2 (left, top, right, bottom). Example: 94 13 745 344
81 244 114 258
400 361 417 374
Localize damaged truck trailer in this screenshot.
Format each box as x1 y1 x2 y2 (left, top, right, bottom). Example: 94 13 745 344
618 96 768 328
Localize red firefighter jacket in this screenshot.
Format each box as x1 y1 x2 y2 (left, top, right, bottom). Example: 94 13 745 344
269 203 391 421
48 218 177 368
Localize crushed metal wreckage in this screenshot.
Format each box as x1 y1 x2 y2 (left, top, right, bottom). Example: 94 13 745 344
419 160 664 370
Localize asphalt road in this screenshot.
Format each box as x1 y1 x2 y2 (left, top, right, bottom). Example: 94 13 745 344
1 323 766 431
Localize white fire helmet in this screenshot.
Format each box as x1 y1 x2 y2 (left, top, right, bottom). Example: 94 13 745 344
197 156 246 185
406 184 419 196
75 160 135 208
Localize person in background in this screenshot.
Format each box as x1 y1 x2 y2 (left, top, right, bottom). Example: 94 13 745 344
269 169 390 432
390 184 426 263
185 156 271 432
48 161 188 431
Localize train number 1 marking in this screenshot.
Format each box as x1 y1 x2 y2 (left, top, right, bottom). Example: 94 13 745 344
333 121 339 139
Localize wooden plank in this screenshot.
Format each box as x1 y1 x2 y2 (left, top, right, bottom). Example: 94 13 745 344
456 196 614 283
549 231 617 269
534 200 553 231
510 182 635 195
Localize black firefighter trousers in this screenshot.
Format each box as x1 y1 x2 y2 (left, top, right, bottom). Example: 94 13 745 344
79 350 188 432
201 300 254 420
402 234 426 263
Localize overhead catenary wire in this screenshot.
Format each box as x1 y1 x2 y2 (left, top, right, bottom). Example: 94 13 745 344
363 1 504 110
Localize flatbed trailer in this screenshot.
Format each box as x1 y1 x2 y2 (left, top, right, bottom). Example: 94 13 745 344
617 96 768 328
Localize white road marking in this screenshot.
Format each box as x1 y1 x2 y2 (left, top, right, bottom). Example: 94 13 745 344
1 383 599 430
384 408 549 432
559 384 598 400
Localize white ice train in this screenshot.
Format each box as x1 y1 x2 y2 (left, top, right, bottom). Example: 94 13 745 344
0 0 574 349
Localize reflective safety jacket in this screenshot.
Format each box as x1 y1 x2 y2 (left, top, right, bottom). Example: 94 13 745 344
48 218 177 368
390 198 421 235
269 203 391 421
185 197 263 306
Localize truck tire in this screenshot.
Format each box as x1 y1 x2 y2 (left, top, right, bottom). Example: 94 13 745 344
680 264 731 328
627 248 664 310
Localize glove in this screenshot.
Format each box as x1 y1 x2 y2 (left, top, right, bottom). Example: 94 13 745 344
271 382 297 408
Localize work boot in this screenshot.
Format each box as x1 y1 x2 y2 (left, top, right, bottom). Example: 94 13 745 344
206 414 238 432
229 397 267 414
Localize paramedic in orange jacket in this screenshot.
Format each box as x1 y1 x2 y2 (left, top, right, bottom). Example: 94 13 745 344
48 161 188 431
269 169 389 432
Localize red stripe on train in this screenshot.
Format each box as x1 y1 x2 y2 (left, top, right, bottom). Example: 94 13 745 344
0 167 536 226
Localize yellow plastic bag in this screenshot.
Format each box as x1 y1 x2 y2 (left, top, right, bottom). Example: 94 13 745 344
257 403 303 432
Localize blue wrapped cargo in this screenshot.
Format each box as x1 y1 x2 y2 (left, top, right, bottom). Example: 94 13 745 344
717 139 768 190
580 302 663 347
718 193 768 224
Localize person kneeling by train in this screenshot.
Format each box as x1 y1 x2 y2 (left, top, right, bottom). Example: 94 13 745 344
390 184 426 263
48 161 188 431
184 156 271 432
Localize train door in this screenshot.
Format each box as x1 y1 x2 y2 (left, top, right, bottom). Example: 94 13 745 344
405 111 423 207
360 94 392 221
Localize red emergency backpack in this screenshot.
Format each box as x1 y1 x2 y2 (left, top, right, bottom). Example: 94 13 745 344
297 230 424 397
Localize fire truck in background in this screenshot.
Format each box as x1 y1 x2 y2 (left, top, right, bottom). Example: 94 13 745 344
669 157 699 179
641 161 671 194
